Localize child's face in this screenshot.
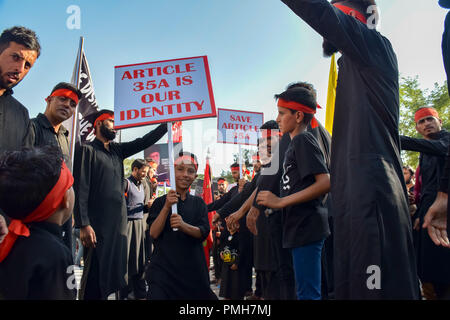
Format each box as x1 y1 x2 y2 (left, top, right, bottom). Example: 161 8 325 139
276 106 300 134
175 163 197 190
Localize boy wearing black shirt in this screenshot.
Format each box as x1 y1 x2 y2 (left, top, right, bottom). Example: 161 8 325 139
256 87 330 300
0 146 76 299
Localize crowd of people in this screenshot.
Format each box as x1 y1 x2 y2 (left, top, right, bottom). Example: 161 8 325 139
0 0 450 301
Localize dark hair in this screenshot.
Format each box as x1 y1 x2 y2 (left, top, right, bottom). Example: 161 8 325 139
402 165 415 177
51 82 82 100
0 146 63 219
176 151 198 170
330 0 377 19
260 120 279 130
230 162 240 169
274 87 317 126
286 81 317 100
0 26 41 57
131 159 149 171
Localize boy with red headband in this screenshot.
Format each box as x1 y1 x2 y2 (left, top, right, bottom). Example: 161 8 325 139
256 87 330 300
280 0 419 299
147 152 217 300
0 146 76 299
400 107 450 299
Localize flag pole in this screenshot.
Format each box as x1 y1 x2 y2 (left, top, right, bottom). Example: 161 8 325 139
239 144 243 179
167 121 178 231
69 36 84 168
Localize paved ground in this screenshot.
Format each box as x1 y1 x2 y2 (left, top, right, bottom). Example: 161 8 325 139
73 256 246 300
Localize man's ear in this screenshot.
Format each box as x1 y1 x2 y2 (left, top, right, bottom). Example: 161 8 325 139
296 111 305 124
60 189 71 210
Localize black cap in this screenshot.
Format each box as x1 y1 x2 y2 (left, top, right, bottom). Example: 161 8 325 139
440 0 450 8
50 82 82 100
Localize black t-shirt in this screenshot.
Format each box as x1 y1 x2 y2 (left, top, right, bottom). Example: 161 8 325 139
281 131 330 248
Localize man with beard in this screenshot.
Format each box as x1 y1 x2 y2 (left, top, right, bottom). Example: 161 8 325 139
400 108 450 299
280 0 418 299
73 110 167 300
0 26 40 154
30 82 82 251
423 0 450 250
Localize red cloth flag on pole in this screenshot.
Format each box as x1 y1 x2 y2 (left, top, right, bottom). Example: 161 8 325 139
202 151 214 269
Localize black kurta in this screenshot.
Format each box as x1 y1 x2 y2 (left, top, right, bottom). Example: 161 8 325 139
281 0 418 299
73 123 167 298
401 130 450 284
146 194 217 300
0 89 32 154
0 222 76 300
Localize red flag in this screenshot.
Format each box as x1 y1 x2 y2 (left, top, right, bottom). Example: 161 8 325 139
202 155 214 269
172 121 182 143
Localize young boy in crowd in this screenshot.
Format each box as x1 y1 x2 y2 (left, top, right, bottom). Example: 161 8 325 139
147 152 217 300
0 146 76 299
219 221 241 300
256 87 330 300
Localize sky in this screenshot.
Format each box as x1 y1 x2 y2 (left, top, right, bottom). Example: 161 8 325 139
0 0 448 176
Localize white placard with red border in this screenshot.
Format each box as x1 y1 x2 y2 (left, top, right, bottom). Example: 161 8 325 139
114 56 216 129
217 108 264 146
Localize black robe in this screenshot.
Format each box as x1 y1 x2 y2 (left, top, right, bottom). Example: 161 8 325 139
0 222 76 300
146 194 217 300
441 10 450 233
73 124 167 298
281 0 418 299
401 130 450 284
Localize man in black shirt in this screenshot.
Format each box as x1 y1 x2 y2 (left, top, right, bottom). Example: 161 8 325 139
0 26 40 154
30 82 82 251
423 0 450 249
73 109 167 300
401 108 450 299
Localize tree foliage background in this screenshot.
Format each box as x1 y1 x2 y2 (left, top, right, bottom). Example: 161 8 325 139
399 76 450 169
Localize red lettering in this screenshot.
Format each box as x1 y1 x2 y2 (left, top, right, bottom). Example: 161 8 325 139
120 111 125 121
152 106 164 116
133 69 145 79
168 90 180 100
158 79 169 88
141 94 154 103
122 71 132 80
193 100 204 110
186 63 195 72
127 109 139 120
163 65 174 75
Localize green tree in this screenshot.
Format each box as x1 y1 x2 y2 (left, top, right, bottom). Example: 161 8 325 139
399 76 450 169
232 148 252 168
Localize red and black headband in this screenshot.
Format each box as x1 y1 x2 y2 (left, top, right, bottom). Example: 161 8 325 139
94 113 114 128
277 98 320 129
415 108 440 123
174 154 198 170
47 89 80 104
0 162 73 262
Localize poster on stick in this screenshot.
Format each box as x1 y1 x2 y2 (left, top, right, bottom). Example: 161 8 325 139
217 108 264 146
114 55 216 129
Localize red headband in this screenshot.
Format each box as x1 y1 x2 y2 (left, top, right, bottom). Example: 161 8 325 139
49 89 80 104
277 98 319 129
0 162 74 263
333 3 367 24
94 113 114 128
231 166 240 171
260 129 283 139
252 155 260 161
415 108 440 123
174 155 198 170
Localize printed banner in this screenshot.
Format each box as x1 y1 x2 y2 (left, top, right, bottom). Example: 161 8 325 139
114 56 216 129
217 108 264 146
